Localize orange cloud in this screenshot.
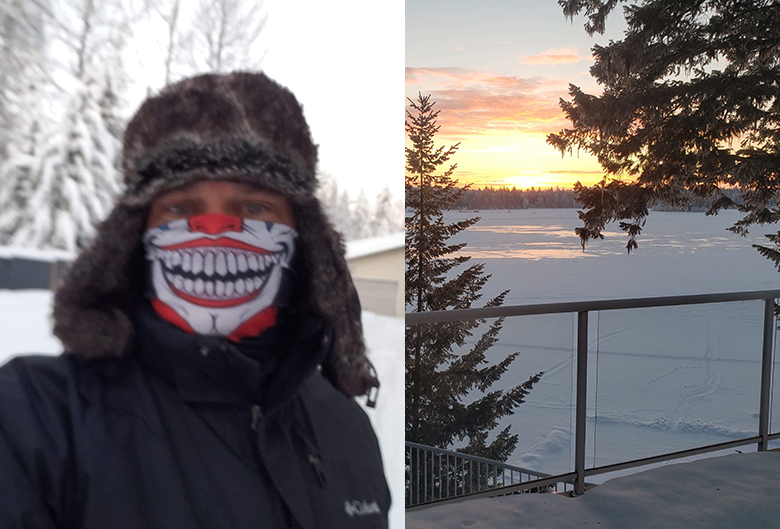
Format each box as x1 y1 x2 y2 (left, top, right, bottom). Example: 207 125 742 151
520 47 588 65
405 67 570 136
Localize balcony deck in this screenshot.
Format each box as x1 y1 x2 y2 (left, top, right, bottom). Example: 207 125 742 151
407 450 780 528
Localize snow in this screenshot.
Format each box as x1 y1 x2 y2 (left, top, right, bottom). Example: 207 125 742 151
0 291 62 354
346 232 405 260
0 291 404 529
360 311 405 529
0 246 75 261
406 450 780 528
419 209 780 508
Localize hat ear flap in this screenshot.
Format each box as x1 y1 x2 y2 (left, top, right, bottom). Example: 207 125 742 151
53 204 148 357
293 199 378 397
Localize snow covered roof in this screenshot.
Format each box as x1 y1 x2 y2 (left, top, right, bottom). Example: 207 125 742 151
407 450 780 529
345 232 404 260
0 245 76 262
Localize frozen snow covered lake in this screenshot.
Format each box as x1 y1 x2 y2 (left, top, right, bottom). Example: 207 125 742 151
439 209 780 481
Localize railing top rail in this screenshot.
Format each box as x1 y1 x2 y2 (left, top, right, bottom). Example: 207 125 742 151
405 441 549 476
406 289 780 325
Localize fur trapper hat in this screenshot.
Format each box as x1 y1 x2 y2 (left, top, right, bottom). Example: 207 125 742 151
52 72 377 399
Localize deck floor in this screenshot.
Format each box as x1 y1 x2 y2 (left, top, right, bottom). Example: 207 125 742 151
407 451 780 529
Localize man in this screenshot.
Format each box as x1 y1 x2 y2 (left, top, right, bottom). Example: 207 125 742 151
0 72 390 528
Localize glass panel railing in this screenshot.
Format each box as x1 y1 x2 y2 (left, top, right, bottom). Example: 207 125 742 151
477 312 578 479
588 300 766 477
769 302 780 449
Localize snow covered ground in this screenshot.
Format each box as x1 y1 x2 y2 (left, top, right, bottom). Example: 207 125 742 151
0 291 404 529
441 209 780 480
407 450 780 528
361 311 405 529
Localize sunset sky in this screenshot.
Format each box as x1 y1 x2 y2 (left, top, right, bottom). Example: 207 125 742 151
406 0 627 189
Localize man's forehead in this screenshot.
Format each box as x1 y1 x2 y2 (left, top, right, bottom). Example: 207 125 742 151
156 180 278 198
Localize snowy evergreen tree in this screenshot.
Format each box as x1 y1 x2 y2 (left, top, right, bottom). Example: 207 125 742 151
333 189 354 239
317 173 401 240
0 0 47 158
316 171 341 231
350 189 372 240
3 78 121 251
0 74 45 244
549 0 780 255
391 196 405 233
370 185 397 236
405 93 542 465
0 0 133 251
98 30 128 143
315 172 358 240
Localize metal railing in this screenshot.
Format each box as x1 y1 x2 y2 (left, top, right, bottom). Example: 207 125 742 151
405 442 575 507
406 289 780 507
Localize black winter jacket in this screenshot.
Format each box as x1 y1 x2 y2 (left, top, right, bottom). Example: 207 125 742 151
0 304 390 528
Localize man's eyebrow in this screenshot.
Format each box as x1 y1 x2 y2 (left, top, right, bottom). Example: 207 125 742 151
235 191 275 200
160 191 198 201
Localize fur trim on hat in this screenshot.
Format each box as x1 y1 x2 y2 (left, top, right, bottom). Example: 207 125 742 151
52 72 377 398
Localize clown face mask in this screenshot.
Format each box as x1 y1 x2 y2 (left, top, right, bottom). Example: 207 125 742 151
142 213 297 341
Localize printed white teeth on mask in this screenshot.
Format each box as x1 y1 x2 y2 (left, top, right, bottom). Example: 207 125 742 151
158 247 284 278
164 269 271 301
216 253 227 275
192 253 204 274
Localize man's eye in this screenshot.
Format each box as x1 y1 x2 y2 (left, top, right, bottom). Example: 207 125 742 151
168 203 190 215
244 203 267 215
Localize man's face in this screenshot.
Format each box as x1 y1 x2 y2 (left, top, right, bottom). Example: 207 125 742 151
146 180 295 230
143 181 297 337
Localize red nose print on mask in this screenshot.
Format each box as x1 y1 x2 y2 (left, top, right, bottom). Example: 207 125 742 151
188 214 242 234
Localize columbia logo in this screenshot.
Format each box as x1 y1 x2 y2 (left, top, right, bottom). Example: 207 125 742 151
344 500 381 517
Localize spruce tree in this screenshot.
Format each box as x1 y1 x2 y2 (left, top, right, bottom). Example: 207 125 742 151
3 78 121 251
548 0 780 257
405 93 542 464
351 190 372 240
0 78 44 243
370 185 396 237
334 189 353 239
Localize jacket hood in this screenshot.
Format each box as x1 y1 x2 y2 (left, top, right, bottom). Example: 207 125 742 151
52 72 377 399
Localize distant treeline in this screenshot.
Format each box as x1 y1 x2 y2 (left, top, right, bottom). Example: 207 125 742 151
451 187 577 210
448 186 744 211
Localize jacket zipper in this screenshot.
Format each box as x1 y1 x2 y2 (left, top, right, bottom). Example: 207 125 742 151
307 452 326 487
250 404 262 430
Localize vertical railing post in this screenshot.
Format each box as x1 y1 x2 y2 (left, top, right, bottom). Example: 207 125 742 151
575 310 588 495
758 298 775 451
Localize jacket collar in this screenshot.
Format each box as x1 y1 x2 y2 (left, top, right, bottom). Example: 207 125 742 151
132 300 329 412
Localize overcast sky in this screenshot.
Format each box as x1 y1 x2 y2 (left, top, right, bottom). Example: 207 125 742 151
123 0 403 200
262 0 403 199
